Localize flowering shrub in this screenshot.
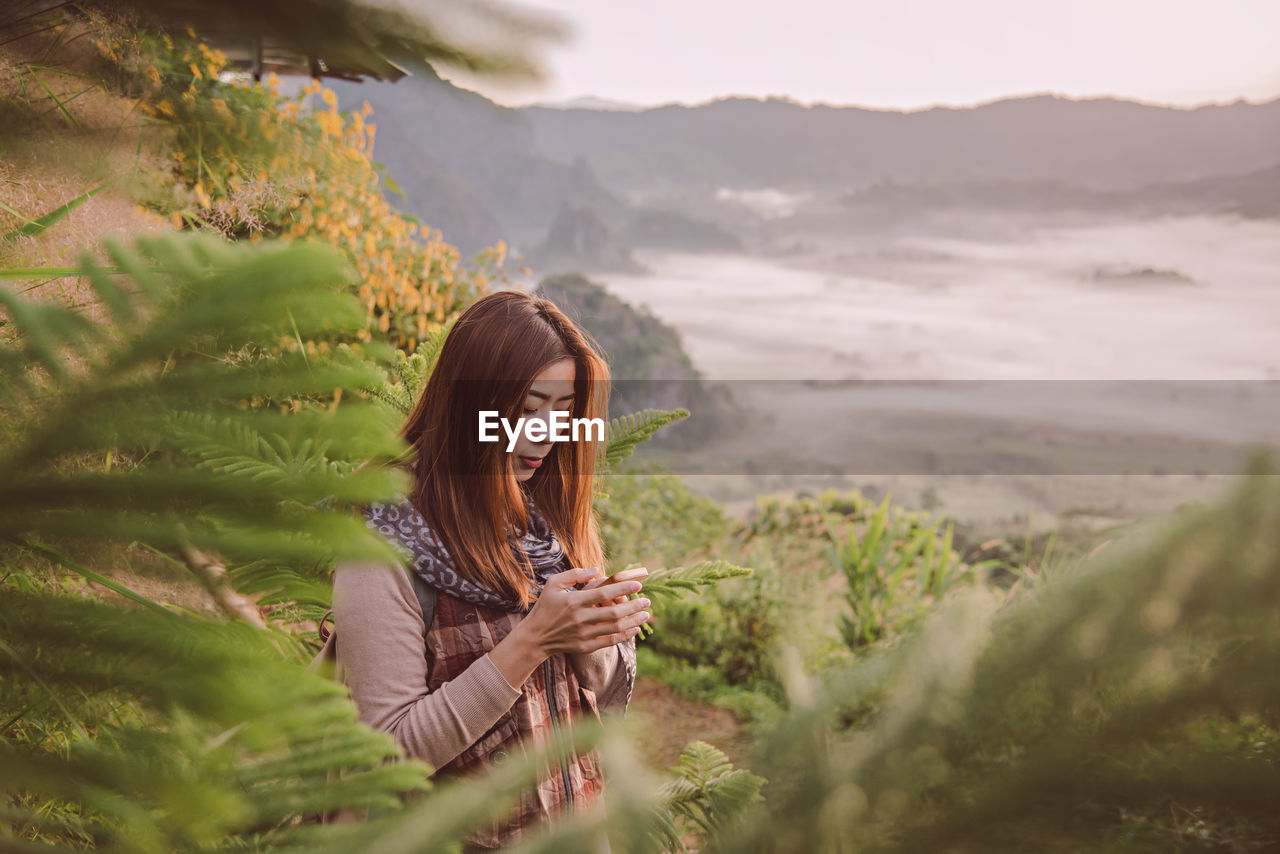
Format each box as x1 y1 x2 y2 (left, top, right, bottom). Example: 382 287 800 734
124 30 501 352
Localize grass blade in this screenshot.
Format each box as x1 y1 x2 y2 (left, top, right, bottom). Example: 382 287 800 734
0 265 122 279
2 183 107 242
28 66 83 130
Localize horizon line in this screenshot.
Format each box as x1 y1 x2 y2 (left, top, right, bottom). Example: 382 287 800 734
495 88 1280 114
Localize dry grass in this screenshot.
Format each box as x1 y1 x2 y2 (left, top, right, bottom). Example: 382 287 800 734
1 15 174 327
1 156 169 323
1 15 310 639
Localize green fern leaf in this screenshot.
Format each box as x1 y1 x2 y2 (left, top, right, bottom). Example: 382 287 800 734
600 408 689 473
658 740 767 845
619 559 753 641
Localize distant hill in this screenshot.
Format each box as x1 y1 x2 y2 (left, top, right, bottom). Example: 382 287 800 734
327 65 740 267
520 94 1280 196
526 203 645 275
327 64 623 256
837 162 1280 219
1133 162 1280 218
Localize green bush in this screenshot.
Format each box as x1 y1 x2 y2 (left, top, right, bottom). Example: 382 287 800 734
597 466 733 570
717 454 1280 853
824 492 1005 653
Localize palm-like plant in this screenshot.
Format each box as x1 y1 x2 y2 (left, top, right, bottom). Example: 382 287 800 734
0 233 436 850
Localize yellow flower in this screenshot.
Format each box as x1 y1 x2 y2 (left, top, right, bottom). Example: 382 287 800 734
316 110 342 137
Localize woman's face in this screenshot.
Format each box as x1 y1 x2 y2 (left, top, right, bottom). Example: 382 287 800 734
510 357 576 482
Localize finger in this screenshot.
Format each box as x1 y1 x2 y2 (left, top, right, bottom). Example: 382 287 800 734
605 609 652 633
575 579 643 606
592 589 634 608
584 606 651 636
582 567 645 592
587 597 650 623
552 566 599 589
579 629 641 653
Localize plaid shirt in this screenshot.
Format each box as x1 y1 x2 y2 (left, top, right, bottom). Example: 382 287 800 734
426 589 606 850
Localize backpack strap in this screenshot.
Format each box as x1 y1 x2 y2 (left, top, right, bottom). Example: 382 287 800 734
408 570 438 639
317 609 335 644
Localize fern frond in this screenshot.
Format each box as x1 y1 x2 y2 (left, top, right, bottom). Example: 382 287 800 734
167 411 355 485
600 408 689 473
641 559 753 601
0 234 408 568
226 559 335 612
0 589 430 851
366 349 425 417
672 739 735 782
627 559 753 641
413 313 458 379
661 741 766 840
341 316 451 418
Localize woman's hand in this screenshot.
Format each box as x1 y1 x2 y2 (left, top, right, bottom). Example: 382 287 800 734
490 566 650 691
580 566 648 610
521 566 651 658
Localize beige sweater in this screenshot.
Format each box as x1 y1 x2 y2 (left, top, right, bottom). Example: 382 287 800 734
332 560 633 772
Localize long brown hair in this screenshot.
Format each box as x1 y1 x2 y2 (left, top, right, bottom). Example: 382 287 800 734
401 290 610 608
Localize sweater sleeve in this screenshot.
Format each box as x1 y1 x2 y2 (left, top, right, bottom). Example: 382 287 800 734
332 560 523 772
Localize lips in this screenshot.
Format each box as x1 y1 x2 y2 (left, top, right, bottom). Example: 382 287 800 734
518 456 544 469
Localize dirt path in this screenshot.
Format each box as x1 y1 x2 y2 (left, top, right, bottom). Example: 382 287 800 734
627 676 755 772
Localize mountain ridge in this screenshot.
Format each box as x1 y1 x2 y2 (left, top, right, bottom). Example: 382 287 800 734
520 92 1280 193
323 68 1279 271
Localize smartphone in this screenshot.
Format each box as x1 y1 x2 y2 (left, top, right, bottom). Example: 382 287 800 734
576 566 648 591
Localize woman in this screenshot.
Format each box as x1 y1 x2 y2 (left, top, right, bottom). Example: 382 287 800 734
332 290 651 852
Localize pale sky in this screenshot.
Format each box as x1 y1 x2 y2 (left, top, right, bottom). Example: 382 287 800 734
440 0 1280 110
